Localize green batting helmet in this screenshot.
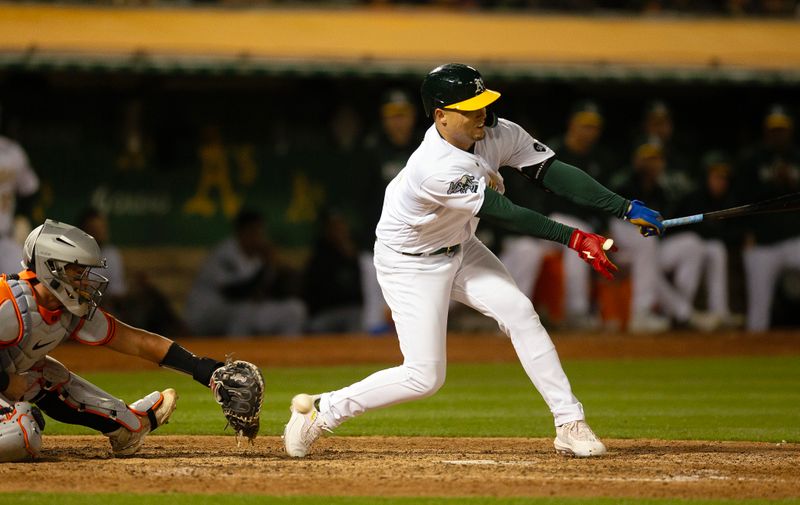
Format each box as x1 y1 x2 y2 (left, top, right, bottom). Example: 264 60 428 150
420 63 501 118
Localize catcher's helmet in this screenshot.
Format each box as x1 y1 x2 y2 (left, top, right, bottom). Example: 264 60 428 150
420 63 501 118
23 219 109 320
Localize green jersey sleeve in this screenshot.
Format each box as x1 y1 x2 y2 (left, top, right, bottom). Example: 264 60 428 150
477 187 574 245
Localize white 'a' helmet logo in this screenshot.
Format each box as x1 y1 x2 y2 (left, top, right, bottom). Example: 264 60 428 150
474 78 485 94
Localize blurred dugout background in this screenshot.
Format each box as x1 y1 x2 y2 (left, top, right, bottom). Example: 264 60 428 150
0 1 798 335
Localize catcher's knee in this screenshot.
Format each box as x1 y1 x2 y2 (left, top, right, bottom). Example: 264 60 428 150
0 402 45 462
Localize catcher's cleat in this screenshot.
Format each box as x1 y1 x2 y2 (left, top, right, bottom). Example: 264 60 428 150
554 420 607 457
106 388 178 457
282 393 330 458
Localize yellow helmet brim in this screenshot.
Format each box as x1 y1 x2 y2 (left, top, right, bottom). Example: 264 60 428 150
444 89 501 112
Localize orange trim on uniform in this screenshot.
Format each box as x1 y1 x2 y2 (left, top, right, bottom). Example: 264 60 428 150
70 310 117 346
69 319 86 342
16 413 36 458
37 304 63 325
129 392 163 417
18 270 37 280
49 384 144 432
0 274 25 349
19 270 64 324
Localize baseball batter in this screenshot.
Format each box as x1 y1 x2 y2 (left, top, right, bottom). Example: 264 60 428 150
0 219 260 461
283 64 664 458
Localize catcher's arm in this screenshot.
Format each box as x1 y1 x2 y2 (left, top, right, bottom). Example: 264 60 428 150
159 342 265 444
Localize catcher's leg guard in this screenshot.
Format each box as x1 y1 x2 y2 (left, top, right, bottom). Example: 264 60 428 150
31 357 178 456
0 401 45 462
105 388 178 457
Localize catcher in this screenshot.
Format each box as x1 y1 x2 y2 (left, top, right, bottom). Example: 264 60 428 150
0 219 264 462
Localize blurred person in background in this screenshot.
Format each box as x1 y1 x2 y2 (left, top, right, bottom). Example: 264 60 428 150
184 209 307 338
0 106 39 275
736 105 800 331
671 151 743 329
499 100 617 329
358 88 423 334
631 100 697 201
610 141 717 332
303 209 363 333
78 207 187 337
78 208 127 314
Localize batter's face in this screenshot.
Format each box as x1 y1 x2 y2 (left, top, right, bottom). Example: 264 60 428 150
435 107 488 151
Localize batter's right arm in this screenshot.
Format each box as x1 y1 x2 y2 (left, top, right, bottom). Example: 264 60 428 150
478 188 617 278
477 187 574 244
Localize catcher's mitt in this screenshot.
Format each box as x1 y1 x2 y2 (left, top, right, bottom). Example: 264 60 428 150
210 359 265 445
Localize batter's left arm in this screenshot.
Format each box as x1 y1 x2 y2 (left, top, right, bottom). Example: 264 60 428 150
520 159 629 218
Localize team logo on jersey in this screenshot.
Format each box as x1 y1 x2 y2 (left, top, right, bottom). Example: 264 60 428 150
533 142 546 152
474 78 485 94
447 174 479 195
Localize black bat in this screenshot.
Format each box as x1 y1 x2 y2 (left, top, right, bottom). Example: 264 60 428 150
662 191 800 229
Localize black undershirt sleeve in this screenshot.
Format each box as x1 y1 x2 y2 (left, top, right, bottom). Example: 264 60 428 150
159 342 223 387
478 187 574 245
520 158 629 218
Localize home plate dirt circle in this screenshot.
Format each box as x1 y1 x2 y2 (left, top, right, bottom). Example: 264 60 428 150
0 436 796 499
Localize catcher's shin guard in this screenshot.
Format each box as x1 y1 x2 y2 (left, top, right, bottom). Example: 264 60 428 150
0 401 45 462
105 388 178 457
37 361 150 432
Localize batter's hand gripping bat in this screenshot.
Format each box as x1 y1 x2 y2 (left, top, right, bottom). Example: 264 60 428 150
661 191 800 229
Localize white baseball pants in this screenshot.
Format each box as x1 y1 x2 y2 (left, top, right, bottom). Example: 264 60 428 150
744 236 800 331
318 236 585 429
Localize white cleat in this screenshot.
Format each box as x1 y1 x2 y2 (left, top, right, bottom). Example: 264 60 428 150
282 393 329 458
554 420 607 457
106 388 178 457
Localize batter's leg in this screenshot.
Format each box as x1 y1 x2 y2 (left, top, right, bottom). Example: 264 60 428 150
316 241 457 429
451 237 584 426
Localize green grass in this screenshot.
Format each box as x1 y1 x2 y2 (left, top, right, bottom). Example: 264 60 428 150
45 356 800 442
13 495 800 505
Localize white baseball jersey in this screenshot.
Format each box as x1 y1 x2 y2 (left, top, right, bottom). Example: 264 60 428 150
376 118 554 254
0 136 39 236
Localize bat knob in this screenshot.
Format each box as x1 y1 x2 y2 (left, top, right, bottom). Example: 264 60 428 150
602 238 614 251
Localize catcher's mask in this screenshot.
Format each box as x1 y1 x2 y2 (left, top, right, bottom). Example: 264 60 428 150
23 219 109 320
420 63 501 124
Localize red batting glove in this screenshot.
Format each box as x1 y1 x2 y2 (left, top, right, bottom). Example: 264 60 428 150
568 229 618 280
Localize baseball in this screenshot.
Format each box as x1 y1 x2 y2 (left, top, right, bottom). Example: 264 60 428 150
291 394 315 414
602 238 614 251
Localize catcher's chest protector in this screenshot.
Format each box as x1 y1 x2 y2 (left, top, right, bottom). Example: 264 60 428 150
0 274 79 374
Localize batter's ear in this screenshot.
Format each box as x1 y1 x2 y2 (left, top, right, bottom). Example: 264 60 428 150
434 108 447 125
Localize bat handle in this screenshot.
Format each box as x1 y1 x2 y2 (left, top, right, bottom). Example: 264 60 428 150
662 214 704 229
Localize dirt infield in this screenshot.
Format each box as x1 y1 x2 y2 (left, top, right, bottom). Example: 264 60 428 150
14 332 797 499
0 436 797 499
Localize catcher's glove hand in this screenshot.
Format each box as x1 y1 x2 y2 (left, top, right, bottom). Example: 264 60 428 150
210 359 265 445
